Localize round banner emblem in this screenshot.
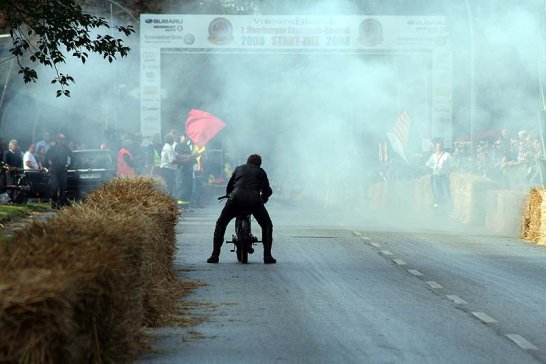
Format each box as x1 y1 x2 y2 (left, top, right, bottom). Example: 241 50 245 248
359 18 383 47
208 17 234 45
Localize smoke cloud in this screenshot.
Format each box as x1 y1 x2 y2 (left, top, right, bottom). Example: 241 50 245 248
0 0 542 232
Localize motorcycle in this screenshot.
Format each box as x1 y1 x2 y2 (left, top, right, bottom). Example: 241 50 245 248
218 195 261 264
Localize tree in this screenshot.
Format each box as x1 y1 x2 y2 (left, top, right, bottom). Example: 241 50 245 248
0 0 135 97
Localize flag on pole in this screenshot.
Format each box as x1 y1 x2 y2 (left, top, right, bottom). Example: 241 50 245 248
185 109 225 147
386 111 411 164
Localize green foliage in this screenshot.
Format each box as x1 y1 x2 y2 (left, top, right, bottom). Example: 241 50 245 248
0 203 48 224
0 0 135 97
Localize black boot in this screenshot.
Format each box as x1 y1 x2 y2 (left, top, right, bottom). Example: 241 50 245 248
262 226 276 264
207 254 219 263
264 255 276 264
207 227 224 263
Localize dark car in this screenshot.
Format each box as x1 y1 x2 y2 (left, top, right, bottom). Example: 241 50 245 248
66 149 116 200
13 149 116 202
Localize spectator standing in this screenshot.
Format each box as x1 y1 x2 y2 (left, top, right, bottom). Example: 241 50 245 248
23 144 40 170
35 132 52 154
176 133 196 205
35 145 46 169
0 138 5 162
145 133 162 176
116 139 137 176
160 134 177 197
45 133 72 209
513 129 531 162
3 139 23 171
3 140 23 201
192 144 206 207
425 141 452 212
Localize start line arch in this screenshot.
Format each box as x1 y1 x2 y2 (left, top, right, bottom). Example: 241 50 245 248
140 14 452 146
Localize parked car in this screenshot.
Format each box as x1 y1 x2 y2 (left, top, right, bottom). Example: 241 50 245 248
66 149 116 200
4 149 116 203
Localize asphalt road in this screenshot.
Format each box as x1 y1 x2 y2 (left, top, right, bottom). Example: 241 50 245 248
139 202 546 364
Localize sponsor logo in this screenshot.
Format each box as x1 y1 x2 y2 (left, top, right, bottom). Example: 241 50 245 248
358 18 383 47
208 17 233 45
184 34 195 45
145 18 183 24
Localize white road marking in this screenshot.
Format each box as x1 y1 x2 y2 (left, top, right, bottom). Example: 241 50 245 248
381 250 393 256
370 242 382 248
471 312 497 324
393 259 407 265
353 231 361 236
446 295 467 305
407 269 423 276
361 236 371 241
505 334 538 350
426 281 443 289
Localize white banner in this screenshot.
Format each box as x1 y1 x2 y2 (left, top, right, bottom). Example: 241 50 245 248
140 15 449 50
140 15 452 141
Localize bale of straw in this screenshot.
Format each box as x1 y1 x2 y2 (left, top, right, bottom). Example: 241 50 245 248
450 174 498 224
0 269 79 364
368 182 387 209
520 193 531 240
521 188 546 244
415 175 433 213
484 189 526 236
0 205 151 363
84 176 180 326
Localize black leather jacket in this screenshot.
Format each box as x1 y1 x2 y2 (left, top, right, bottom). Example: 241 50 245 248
226 163 272 206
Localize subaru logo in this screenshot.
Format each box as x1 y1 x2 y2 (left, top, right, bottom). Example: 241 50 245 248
145 19 153 24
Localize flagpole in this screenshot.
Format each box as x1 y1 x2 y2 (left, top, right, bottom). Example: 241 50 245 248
465 0 476 172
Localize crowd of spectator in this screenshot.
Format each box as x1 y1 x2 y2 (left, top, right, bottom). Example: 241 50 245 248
452 128 544 186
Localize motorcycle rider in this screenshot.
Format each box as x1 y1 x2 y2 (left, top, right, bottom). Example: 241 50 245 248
207 154 276 264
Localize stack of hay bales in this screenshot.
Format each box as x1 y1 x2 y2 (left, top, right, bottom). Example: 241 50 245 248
450 174 498 224
415 175 433 213
85 177 179 326
484 189 527 236
521 188 546 244
0 177 179 363
368 180 417 212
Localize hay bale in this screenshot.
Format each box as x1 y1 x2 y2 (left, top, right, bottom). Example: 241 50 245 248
520 194 531 239
84 176 180 326
484 190 526 236
450 174 498 224
521 188 546 244
368 182 387 209
0 269 79 364
0 205 151 363
415 175 433 213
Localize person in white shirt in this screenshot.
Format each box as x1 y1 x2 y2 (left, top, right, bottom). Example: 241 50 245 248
160 134 178 197
23 143 40 170
425 141 452 211
35 132 51 154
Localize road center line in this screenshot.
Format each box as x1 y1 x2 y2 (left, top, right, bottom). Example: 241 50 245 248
471 312 497 324
426 281 443 289
505 334 538 350
360 236 370 241
370 242 382 248
381 250 393 256
446 295 467 305
393 258 407 265
407 269 423 276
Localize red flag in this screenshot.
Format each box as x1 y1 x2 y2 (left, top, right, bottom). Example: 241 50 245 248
185 109 225 147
